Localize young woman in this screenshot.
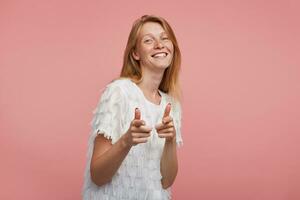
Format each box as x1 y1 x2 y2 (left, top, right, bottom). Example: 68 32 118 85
82 15 183 200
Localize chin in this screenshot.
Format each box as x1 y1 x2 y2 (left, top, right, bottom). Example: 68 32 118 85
155 64 170 70
154 61 172 68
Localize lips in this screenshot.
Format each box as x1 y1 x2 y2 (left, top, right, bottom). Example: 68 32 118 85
151 52 168 58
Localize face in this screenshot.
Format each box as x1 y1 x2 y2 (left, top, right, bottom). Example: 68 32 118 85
133 22 174 71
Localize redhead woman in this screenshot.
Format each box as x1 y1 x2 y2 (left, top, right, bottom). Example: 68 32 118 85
82 15 183 200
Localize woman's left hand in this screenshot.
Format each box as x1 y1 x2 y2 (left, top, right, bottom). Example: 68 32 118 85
155 103 176 143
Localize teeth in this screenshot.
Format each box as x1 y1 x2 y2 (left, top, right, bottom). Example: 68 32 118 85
152 53 167 58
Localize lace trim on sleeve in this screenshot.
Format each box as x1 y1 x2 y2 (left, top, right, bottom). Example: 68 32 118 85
90 83 125 144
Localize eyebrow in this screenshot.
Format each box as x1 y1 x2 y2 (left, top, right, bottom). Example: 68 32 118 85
141 32 167 38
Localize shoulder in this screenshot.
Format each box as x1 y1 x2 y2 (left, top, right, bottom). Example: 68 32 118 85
99 78 140 107
106 78 142 103
100 78 131 96
94 79 130 116
104 78 134 93
96 79 130 107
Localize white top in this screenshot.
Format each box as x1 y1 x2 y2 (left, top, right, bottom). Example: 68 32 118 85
82 78 183 200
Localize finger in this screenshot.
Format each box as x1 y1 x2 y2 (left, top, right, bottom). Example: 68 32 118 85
134 108 141 120
163 103 171 118
157 127 174 133
133 138 148 144
162 116 173 124
155 123 173 131
132 132 151 138
155 123 172 130
155 123 163 131
157 133 174 138
131 119 145 127
132 125 152 133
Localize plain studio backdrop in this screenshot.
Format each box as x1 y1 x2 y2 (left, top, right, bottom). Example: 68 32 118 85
1 0 299 199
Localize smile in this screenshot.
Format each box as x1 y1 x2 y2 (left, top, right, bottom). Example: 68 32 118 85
151 52 168 58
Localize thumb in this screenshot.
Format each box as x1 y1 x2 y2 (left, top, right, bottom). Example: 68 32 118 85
163 103 171 118
134 108 141 120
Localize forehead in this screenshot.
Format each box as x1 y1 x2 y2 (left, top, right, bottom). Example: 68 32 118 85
139 22 166 37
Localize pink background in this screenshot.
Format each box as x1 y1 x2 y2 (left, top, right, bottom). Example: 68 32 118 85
1 0 299 199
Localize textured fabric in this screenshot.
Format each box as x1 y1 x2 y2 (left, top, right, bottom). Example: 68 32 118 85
82 78 183 200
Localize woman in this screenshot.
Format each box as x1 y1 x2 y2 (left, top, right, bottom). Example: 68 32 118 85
82 15 183 200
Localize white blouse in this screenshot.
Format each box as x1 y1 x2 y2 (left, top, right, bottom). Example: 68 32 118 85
82 78 183 200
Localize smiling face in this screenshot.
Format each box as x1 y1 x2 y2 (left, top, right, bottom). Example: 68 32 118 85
133 22 174 72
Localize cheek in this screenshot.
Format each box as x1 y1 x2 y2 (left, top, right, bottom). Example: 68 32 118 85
167 43 174 54
139 46 152 57
169 48 174 59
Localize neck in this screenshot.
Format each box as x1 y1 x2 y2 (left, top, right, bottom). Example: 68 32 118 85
137 66 165 101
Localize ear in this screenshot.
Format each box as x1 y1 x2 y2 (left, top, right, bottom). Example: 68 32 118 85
132 50 140 61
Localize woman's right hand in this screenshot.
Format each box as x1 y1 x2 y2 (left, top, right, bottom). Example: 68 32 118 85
123 108 152 147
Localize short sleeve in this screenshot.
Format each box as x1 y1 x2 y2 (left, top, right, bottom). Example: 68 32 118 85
90 83 126 144
173 101 183 147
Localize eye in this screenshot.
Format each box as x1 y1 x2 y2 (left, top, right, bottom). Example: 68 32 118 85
144 38 153 44
161 33 170 40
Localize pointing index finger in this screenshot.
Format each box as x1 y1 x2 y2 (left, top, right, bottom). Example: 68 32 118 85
163 103 171 118
134 108 141 120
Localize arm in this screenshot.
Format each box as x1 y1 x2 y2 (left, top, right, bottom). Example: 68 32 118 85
160 136 178 189
156 103 179 189
90 108 152 187
90 133 131 186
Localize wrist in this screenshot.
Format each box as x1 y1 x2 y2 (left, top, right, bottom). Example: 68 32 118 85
121 132 133 149
165 137 176 145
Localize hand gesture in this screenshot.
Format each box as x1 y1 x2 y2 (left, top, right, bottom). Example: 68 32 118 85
155 103 176 142
124 108 152 147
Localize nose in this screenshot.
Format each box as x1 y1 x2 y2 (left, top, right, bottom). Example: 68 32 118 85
154 39 164 49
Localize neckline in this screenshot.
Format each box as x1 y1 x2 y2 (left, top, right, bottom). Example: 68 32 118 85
128 79 163 106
